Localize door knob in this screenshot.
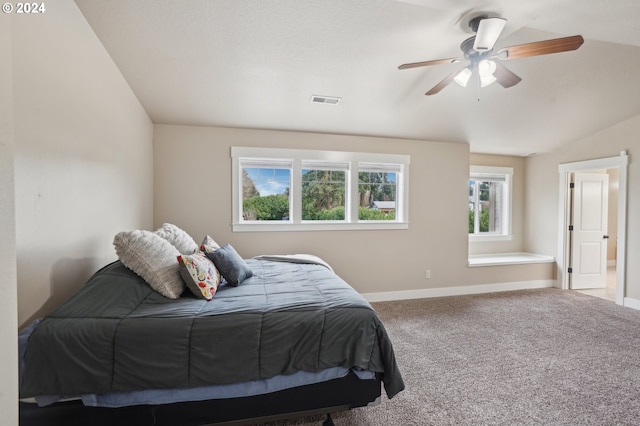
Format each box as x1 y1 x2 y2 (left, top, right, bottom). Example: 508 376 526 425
603 235 610 239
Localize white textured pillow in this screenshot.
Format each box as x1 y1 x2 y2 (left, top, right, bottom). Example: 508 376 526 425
155 223 199 255
113 230 185 299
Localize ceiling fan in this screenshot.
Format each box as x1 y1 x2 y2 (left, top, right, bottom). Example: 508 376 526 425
398 16 584 95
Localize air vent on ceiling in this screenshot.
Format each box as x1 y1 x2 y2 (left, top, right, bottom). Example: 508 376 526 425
310 95 341 105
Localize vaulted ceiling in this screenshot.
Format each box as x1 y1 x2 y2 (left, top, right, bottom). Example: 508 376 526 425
75 0 640 155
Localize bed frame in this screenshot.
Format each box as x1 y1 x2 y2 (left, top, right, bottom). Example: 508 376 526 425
20 371 382 426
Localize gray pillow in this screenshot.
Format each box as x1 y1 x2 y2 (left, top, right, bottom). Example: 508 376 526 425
205 244 253 286
113 230 185 299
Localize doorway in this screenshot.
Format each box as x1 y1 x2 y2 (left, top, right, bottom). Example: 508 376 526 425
570 169 618 301
557 153 628 305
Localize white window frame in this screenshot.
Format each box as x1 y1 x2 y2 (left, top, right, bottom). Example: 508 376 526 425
232 147 410 232
468 165 513 242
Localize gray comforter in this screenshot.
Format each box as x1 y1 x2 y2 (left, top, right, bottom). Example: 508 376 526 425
20 259 404 399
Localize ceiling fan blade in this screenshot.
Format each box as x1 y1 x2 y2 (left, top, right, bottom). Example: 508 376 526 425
425 68 461 96
493 62 521 88
497 35 584 60
473 17 507 52
398 57 462 70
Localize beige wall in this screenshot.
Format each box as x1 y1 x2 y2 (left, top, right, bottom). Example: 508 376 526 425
14 0 154 326
469 153 527 255
1 12 18 426
525 114 639 298
154 124 553 295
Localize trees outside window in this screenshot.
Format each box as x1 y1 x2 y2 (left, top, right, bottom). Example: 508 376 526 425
232 147 409 231
358 171 396 221
242 167 290 221
301 168 346 220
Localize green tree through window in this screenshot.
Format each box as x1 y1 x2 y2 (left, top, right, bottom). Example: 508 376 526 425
468 166 512 236
242 167 290 221
358 171 396 220
302 169 345 220
233 147 409 230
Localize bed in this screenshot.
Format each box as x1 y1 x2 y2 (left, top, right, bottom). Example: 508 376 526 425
19 231 404 425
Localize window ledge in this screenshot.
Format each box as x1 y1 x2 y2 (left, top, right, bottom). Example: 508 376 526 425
232 222 409 232
468 252 554 267
469 234 513 242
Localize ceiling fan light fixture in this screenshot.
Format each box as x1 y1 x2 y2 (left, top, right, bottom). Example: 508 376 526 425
478 59 496 76
480 73 497 88
454 68 472 87
478 59 497 87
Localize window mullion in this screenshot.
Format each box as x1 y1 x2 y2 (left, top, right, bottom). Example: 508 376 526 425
232 155 241 224
349 162 359 223
474 181 480 234
397 165 406 221
291 159 302 223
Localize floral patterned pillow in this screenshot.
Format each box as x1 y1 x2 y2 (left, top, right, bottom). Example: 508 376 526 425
177 252 221 300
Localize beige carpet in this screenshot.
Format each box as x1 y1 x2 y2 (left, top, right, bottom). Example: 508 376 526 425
263 289 640 425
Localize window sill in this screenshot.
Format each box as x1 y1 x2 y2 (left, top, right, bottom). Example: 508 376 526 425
468 252 554 267
232 222 409 232
469 234 513 242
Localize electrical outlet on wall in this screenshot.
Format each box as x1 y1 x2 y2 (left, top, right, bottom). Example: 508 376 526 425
425 270 431 279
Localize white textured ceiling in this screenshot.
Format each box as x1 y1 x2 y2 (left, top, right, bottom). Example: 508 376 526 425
75 0 640 155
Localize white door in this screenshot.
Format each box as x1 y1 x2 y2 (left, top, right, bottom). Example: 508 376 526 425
570 172 609 289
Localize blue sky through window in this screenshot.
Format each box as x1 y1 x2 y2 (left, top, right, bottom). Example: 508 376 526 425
245 167 290 196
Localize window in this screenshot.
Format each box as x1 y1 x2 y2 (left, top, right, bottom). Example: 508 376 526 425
468 166 512 240
302 162 347 221
232 147 410 231
242 161 291 221
358 164 399 221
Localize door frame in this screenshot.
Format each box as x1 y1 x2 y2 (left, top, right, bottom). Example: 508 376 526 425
557 152 628 305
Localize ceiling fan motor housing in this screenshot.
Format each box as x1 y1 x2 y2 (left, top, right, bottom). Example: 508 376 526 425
461 37 485 60
468 16 488 33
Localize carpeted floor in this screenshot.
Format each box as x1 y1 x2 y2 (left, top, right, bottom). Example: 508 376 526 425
262 289 640 425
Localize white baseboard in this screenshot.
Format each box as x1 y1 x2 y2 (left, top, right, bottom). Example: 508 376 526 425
608 260 617 267
623 297 640 311
362 280 556 303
